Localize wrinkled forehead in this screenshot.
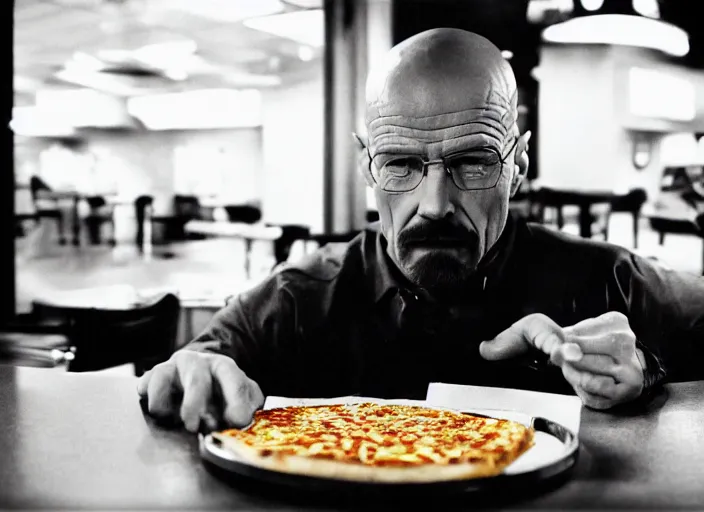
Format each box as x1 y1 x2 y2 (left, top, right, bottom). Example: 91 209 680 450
365 32 517 147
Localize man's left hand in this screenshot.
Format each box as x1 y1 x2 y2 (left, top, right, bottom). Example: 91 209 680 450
479 312 645 410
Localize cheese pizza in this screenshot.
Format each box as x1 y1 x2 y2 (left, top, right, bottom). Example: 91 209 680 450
212 403 534 483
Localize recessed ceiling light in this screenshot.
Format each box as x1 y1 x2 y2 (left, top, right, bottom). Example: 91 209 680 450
542 14 689 57
580 0 604 11
501 50 514 60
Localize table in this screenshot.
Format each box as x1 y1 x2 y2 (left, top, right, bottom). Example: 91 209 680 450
1 366 703 509
185 220 283 277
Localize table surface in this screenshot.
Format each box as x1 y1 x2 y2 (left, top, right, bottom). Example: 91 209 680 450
185 220 283 240
1 365 703 510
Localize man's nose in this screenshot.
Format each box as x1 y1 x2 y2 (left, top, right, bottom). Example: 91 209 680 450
417 163 456 220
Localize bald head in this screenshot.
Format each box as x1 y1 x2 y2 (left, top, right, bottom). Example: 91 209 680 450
365 28 517 133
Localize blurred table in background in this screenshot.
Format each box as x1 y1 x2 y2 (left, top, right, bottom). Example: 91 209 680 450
185 221 282 278
15 239 262 346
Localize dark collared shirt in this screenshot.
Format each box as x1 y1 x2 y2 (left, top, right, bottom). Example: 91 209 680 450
188 215 704 400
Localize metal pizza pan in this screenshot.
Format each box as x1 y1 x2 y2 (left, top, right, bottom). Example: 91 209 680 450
199 407 579 497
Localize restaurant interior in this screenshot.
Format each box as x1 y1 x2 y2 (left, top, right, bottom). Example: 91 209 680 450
5 0 704 372
1 0 704 508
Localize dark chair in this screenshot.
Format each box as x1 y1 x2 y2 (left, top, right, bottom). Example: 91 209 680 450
84 195 116 246
30 176 66 245
173 195 203 240
134 195 180 250
271 225 311 267
530 187 613 240
607 188 647 248
29 293 181 376
224 205 262 224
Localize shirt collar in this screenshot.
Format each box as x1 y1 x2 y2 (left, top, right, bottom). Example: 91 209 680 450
361 214 519 304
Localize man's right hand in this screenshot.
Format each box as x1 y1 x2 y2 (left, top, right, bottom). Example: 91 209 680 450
137 351 264 433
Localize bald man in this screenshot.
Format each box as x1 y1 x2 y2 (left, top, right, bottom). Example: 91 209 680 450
138 29 703 432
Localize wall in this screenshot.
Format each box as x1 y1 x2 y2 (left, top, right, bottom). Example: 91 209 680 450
261 73 325 233
538 45 625 191
538 43 704 201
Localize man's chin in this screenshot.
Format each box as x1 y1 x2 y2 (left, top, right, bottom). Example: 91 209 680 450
404 251 478 296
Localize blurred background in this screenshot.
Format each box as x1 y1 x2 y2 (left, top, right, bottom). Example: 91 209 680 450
4 0 704 372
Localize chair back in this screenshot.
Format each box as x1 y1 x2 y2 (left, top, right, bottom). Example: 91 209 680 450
224 205 262 224
32 293 180 375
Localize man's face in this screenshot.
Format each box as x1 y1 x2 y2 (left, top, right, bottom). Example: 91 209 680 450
363 29 522 296
369 125 516 296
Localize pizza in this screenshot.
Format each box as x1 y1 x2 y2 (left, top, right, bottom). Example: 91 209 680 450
212 403 534 483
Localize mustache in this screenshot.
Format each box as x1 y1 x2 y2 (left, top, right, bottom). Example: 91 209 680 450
398 221 476 246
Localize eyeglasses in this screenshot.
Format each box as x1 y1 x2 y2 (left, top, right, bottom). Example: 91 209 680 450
367 138 518 193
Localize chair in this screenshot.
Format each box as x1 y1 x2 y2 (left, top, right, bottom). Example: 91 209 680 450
224 204 262 224
606 188 647 248
84 195 116 246
30 176 66 245
530 187 612 240
173 195 203 240
10 293 181 375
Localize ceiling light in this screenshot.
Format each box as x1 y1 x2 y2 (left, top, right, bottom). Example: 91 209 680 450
632 0 660 19
298 46 315 61
35 89 136 128
580 0 604 11
501 50 514 60
244 9 324 48
10 106 77 137
127 89 263 130
542 14 689 57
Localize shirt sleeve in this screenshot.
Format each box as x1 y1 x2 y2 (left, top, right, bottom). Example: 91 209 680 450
611 251 704 393
182 275 298 397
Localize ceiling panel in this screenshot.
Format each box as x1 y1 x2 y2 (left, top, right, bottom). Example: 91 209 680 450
13 0 323 101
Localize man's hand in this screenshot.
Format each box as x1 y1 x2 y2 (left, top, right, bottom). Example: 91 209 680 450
479 312 645 410
136 351 264 432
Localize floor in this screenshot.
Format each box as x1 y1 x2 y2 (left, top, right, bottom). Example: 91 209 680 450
13 213 704 377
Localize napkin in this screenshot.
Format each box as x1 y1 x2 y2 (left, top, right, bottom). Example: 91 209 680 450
425 382 582 434
263 395 427 410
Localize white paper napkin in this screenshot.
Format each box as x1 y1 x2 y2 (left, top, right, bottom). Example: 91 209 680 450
425 382 582 434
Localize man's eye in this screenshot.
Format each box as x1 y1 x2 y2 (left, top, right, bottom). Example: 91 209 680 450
450 151 499 167
382 159 421 177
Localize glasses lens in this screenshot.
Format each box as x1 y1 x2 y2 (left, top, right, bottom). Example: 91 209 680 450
378 157 425 192
447 150 502 190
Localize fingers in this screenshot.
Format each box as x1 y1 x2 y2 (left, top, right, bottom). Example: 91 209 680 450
136 369 151 397
563 311 630 337
566 353 621 378
480 313 583 363
562 363 618 398
145 362 180 418
173 352 213 433
211 357 264 428
565 330 637 362
138 351 265 433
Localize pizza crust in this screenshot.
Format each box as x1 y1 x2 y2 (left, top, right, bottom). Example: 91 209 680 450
212 430 534 483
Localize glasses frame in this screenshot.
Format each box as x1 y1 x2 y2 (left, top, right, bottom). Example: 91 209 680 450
366 137 519 193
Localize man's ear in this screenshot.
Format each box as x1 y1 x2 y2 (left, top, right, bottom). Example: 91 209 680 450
510 130 531 198
352 132 375 188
